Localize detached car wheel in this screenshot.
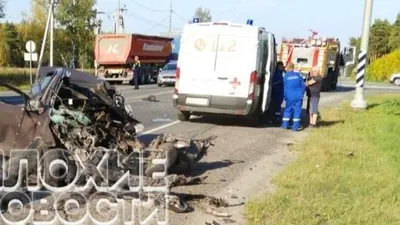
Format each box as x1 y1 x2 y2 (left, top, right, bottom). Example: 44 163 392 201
145 143 178 177
394 78 400 86
177 111 190 121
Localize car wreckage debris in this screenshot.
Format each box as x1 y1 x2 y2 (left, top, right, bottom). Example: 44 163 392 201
49 101 217 213
142 95 159 102
0 69 223 217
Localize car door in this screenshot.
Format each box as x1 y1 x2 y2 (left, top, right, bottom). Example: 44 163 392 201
14 71 58 151
261 33 276 113
0 96 27 156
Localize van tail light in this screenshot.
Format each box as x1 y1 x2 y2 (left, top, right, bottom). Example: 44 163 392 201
248 71 257 99
174 67 180 94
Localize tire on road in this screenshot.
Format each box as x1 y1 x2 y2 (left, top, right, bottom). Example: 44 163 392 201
41 148 76 188
177 111 190 121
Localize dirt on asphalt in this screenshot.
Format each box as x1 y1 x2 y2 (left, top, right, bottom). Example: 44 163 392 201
3 86 397 225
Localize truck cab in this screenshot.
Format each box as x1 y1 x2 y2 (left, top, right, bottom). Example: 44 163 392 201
279 36 342 91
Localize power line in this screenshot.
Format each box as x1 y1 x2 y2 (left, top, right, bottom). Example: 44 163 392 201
128 0 169 12
146 16 170 33
126 11 168 28
172 11 187 22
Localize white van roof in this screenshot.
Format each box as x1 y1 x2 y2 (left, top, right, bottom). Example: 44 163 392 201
183 21 272 35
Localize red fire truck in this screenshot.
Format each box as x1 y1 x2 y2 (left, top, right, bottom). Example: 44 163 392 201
278 32 342 91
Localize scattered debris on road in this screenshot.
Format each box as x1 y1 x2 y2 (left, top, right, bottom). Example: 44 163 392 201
206 208 231 218
0 68 219 215
142 95 159 102
152 118 172 122
206 196 230 208
223 218 237 223
205 221 221 225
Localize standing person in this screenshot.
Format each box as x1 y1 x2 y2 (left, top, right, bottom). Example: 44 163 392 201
132 56 141 90
270 61 285 124
306 66 323 128
305 71 311 114
281 63 306 131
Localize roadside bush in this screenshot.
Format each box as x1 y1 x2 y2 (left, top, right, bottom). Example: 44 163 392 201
0 67 32 86
0 67 95 87
367 49 400 81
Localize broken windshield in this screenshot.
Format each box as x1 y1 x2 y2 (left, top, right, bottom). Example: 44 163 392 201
31 71 55 98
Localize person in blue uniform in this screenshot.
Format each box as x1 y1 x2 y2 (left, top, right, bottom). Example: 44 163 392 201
281 63 306 131
270 61 285 124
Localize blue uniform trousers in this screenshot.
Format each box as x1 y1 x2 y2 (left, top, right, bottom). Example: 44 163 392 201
281 98 303 131
273 93 284 118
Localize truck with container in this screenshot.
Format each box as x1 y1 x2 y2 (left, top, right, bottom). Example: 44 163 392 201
278 32 343 91
94 34 173 85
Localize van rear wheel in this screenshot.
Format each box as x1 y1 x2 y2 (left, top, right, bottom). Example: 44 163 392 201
177 111 190 121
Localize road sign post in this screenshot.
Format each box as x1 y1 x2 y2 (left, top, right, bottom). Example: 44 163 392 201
351 0 373 109
24 40 38 85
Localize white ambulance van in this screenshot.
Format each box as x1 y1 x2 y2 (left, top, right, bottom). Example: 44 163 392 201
173 20 277 124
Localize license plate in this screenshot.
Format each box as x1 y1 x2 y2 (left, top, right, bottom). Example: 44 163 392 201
185 97 209 106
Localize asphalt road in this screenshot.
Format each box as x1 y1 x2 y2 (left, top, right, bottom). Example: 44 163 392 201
0 81 399 225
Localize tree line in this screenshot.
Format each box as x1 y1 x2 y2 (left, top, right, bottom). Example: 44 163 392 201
0 0 97 69
348 13 400 80
0 2 213 70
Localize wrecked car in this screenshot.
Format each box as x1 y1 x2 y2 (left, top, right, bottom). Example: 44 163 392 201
0 67 215 212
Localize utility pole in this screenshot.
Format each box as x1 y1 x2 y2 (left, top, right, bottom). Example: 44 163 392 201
50 0 55 66
36 1 53 80
115 0 121 34
351 0 373 109
168 0 172 33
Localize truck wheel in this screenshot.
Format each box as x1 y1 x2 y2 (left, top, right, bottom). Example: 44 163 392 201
146 72 152 84
140 74 145 85
115 81 123 85
330 70 338 90
177 111 190 121
330 79 338 90
158 83 163 87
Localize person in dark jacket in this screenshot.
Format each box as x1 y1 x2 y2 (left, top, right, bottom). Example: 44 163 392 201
132 56 141 90
281 63 306 131
306 66 323 128
270 61 285 124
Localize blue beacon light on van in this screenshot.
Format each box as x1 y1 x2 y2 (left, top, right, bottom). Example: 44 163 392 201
193 17 200 23
246 19 253 25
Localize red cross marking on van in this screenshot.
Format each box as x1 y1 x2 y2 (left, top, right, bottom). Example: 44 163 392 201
230 77 241 88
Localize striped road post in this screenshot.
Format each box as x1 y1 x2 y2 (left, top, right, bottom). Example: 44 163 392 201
351 0 373 109
356 50 367 87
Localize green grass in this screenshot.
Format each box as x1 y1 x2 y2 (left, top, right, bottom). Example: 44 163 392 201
245 94 400 225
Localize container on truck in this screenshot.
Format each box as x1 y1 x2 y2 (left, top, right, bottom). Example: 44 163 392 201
95 34 173 85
